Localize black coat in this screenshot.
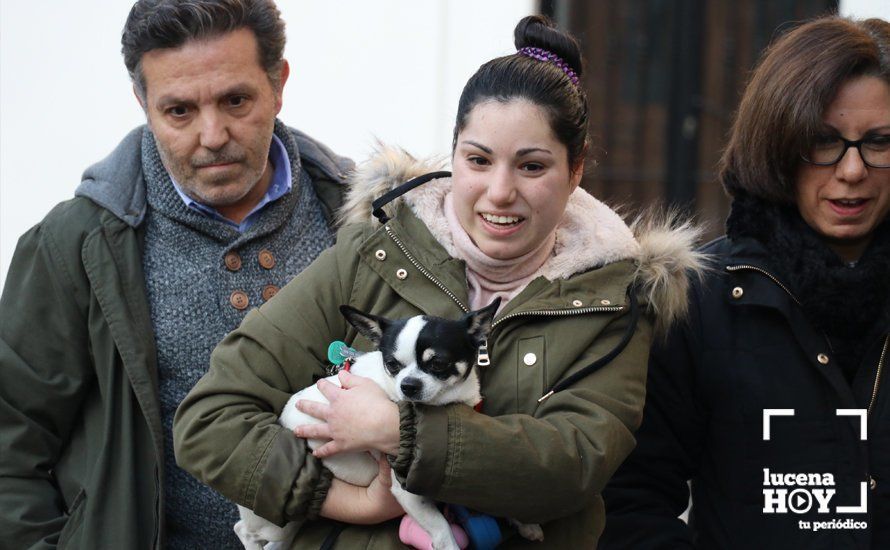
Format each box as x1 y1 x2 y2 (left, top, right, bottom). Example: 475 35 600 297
602 236 889 549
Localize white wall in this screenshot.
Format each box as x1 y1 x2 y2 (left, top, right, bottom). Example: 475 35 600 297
841 0 890 19
0 0 534 291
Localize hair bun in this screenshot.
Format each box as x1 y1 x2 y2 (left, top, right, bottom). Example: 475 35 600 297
514 15 583 77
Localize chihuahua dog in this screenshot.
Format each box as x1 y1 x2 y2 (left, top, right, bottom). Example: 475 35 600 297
236 299 544 550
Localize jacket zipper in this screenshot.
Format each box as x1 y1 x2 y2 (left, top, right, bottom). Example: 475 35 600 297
492 305 624 329
726 264 833 353
726 264 885 417
725 264 801 305
385 226 470 313
728 263 886 491
868 335 888 416
384 225 623 350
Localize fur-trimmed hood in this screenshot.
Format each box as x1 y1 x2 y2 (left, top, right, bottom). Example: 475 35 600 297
338 146 706 335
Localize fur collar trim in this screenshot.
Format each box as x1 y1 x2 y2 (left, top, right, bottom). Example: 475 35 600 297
339 146 707 334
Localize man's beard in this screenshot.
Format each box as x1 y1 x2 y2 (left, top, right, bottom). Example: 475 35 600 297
156 138 263 207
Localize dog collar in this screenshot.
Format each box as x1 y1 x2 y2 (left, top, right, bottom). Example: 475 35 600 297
327 340 357 374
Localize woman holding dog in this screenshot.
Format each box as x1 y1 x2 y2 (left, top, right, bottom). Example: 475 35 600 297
174 16 703 548
602 16 890 549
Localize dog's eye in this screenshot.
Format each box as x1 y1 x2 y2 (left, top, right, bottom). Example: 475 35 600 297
384 357 401 373
428 358 449 372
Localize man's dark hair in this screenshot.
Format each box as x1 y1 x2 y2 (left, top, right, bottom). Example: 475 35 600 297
719 16 890 204
122 0 286 100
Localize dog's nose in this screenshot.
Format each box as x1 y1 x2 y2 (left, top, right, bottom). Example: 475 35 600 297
400 378 423 399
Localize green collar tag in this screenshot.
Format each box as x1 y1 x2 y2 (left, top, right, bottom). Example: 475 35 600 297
327 340 357 366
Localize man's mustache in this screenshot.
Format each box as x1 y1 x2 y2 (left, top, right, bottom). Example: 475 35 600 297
192 149 245 168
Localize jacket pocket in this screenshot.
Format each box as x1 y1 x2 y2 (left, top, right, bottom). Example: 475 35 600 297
58 488 86 550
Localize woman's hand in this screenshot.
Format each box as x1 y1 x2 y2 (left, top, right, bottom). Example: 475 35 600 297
294 370 400 457
363 455 404 521
319 454 404 524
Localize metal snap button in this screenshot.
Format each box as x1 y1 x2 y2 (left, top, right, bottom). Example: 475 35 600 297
817 353 830 365
870 477 877 490
600 299 611 306
375 249 387 261
523 353 537 366
732 287 744 299
572 300 583 307
396 268 408 280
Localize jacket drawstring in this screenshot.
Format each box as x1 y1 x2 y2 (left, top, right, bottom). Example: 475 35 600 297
539 286 640 402
372 171 452 224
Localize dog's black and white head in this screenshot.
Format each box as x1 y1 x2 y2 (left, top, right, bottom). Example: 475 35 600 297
339 299 500 404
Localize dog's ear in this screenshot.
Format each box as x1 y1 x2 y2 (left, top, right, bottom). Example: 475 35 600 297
463 297 500 347
339 305 390 346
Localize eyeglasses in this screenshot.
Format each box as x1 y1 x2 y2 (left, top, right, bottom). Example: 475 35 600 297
801 135 890 168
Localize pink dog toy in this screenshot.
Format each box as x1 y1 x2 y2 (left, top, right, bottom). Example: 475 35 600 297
399 515 469 549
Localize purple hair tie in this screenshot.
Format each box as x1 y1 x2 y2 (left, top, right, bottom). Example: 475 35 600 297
518 46 580 87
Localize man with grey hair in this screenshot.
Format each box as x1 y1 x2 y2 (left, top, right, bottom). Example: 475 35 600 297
0 1 352 547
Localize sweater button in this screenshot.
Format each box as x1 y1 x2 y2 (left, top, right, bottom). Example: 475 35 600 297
817 353 830 365
262 285 279 302
375 249 387 261
224 251 242 271
732 286 744 299
396 268 408 280
258 249 276 269
230 290 249 310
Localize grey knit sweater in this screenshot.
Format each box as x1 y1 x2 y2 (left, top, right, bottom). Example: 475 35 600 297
141 122 335 549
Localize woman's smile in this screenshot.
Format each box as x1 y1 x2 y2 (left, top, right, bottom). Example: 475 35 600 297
478 211 527 236
451 99 583 260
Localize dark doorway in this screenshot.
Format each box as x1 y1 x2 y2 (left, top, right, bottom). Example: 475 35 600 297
543 0 838 237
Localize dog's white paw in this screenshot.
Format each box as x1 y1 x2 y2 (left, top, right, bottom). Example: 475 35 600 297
511 519 544 542
233 519 266 550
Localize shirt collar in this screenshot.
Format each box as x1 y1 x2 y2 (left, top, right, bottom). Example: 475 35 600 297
169 133 293 232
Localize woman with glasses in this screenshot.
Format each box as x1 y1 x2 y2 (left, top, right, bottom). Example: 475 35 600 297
602 15 890 549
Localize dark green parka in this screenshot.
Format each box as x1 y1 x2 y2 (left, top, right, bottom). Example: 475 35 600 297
0 125 350 550
174 149 704 548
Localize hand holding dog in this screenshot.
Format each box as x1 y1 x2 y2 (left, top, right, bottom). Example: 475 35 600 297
320 454 405 524
363 455 405 520
295 370 400 458
241 303 505 548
